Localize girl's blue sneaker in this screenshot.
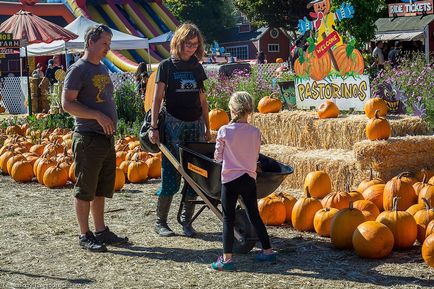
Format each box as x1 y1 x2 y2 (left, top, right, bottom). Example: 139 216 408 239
255 250 277 262
210 256 235 271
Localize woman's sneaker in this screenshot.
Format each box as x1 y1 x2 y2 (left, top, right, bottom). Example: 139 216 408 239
79 231 107 252
255 250 277 262
211 256 235 271
95 226 129 246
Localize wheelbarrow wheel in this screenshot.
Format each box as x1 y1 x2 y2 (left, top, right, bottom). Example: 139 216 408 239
233 208 257 254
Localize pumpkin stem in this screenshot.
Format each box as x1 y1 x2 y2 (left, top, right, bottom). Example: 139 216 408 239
349 201 353 210
392 196 400 212
374 109 380 119
422 173 427 184
305 187 311 198
315 164 320 171
369 168 373 181
422 197 431 210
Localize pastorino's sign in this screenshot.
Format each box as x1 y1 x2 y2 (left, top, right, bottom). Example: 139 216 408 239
295 75 371 111
388 0 433 17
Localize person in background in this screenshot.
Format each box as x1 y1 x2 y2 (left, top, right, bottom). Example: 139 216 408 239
211 91 276 271
32 63 44 79
134 62 149 100
256 51 266 64
149 23 211 238
372 41 385 71
62 24 129 252
388 41 401 68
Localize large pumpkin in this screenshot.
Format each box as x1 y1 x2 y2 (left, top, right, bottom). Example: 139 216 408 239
352 221 394 259
10 160 33 182
258 195 287 226
364 98 388 119
313 207 339 237
376 197 417 249
422 234 434 268
209 109 230 131
291 190 322 231
43 163 68 188
330 202 366 249
332 44 364 76
365 110 391 141
257 96 282 114
383 172 417 211
317 101 339 119
303 168 332 199
127 158 149 183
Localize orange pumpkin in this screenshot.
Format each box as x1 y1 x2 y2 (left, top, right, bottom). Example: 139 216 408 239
291 190 322 231
68 162 77 183
332 44 364 76
317 101 339 119
294 49 308 77
330 202 366 249
257 96 282 114
364 98 388 119
357 169 384 193
383 172 417 211
376 197 417 249
352 221 394 259
406 203 425 216
43 163 68 188
114 167 125 191
365 110 391 141
307 52 331 81
321 191 351 210
145 156 162 179
209 109 230 131
418 185 434 206
127 157 149 183
303 168 332 199
10 160 33 183
422 234 434 268
425 219 434 239
362 184 385 211
353 199 380 221
313 207 339 237
258 195 287 226
272 192 296 223
414 198 434 243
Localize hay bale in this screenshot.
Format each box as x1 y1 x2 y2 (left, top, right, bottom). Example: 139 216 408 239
354 136 434 181
260 144 367 192
253 110 431 150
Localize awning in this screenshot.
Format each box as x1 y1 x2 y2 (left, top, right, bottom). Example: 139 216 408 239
374 31 424 41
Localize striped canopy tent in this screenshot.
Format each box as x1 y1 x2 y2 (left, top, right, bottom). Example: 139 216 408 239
0 10 78 114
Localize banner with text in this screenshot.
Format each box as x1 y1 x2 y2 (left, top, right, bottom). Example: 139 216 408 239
295 75 371 111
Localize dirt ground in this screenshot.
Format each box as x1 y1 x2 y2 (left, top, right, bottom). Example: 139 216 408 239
0 175 433 289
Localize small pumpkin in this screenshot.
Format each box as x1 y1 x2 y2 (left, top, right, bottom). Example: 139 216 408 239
353 199 380 221
145 156 162 179
422 234 434 268
383 172 417 211
362 184 385 212
275 58 284 63
330 202 366 249
313 207 339 237
317 101 339 119
352 221 394 259
291 189 322 231
257 95 282 114
364 98 388 119
303 167 332 199
127 157 149 183
43 163 68 188
376 197 417 249
209 109 230 131
357 169 384 193
114 167 125 191
10 160 33 183
418 184 434 206
365 110 391 141
258 195 287 226
406 203 425 216
414 198 434 243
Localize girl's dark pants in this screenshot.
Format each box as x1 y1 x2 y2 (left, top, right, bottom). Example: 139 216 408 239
221 173 271 253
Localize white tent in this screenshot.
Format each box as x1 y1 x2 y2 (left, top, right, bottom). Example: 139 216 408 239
23 15 148 56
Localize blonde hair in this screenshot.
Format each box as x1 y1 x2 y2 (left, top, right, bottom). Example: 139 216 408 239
170 23 205 60
229 91 254 123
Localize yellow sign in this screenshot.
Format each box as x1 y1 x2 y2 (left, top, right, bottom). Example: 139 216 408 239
187 163 208 178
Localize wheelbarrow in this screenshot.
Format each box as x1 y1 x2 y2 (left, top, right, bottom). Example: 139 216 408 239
159 142 293 253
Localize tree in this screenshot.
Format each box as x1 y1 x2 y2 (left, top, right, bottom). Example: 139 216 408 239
233 0 308 32
165 0 236 43
331 0 388 47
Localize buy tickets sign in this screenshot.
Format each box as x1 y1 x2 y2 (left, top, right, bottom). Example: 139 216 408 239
388 0 433 17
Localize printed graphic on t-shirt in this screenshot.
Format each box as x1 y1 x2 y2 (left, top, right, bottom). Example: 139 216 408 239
92 74 111 103
173 72 199 93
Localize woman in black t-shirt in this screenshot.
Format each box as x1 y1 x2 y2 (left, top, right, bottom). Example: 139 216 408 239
149 23 210 238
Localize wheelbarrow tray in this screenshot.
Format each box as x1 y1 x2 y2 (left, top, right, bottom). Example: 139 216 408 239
179 142 293 200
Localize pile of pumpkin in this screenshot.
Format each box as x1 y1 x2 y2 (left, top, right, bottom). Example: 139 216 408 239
0 124 161 190
258 167 434 268
318 97 391 141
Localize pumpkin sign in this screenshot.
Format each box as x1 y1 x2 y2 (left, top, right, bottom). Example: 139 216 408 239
332 41 364 76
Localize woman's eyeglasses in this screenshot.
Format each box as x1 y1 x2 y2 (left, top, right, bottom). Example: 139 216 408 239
184 42 199 49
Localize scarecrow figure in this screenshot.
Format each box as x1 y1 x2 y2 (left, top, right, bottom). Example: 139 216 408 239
298 0 354 46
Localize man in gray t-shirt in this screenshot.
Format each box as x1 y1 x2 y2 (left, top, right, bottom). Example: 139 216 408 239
62 24 128 253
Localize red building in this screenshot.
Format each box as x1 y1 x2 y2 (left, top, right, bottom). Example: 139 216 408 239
219 23 291 63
